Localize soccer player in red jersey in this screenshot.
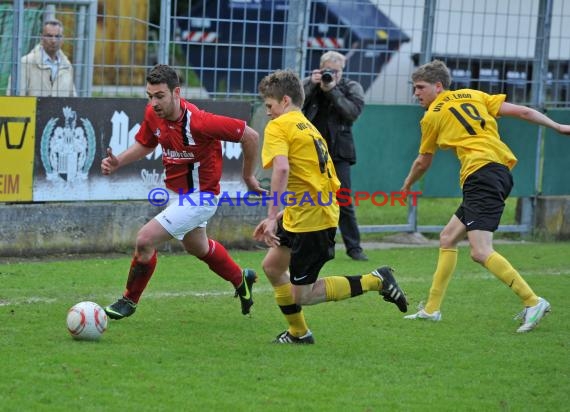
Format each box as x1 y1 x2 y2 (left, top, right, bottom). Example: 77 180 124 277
101 64 264 319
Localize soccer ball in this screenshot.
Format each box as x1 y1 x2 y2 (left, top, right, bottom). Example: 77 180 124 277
66 301 108 341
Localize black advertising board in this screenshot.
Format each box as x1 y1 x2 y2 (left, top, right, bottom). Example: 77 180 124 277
32 97 251 201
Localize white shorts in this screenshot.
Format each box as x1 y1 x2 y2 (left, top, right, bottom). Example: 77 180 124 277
154 191 219 240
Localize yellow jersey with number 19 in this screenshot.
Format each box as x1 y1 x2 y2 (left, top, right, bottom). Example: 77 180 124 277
418 89 517 187
262 110 340 233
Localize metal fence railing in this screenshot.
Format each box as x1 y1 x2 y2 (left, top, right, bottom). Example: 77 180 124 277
1 0 568 106
1 0 569 235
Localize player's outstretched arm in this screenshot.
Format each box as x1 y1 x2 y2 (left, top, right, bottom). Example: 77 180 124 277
240 125 265 193
101 142 155 175
498 102 570 135
401 153 433 192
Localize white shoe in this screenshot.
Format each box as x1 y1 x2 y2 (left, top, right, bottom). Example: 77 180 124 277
404 308 442 321
515 297 551 333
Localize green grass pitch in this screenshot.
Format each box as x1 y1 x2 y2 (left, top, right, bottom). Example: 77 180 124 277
1 242 568 411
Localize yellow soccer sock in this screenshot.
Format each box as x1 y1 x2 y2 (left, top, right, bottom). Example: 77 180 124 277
324 277 351 301
424 248 458 314
273 283 309 337
361 274 381 291
484 251 538 307
324 275 381 301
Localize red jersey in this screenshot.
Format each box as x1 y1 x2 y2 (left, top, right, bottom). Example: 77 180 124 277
135 98 246 194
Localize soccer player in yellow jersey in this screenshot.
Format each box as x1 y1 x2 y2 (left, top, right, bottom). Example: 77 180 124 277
255 69 408 344
402 60 570 332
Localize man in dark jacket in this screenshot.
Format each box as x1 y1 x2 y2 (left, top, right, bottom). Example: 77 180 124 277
302 51 367 261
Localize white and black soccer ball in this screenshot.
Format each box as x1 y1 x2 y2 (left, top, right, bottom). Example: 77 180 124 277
66 301 108 341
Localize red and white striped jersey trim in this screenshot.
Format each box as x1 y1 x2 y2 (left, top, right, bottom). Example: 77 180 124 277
182 31 218 43
307 37 344 49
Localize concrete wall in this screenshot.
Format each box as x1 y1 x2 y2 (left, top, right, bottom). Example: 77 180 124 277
0 201 265 258
534 196 570 240
2 195 569 258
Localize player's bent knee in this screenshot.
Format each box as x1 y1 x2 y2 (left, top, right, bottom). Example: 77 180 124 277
439 235 456 249
470 250 487 264
439 229 451 244
184 243 208 257
261 263 287 284
135 233 153 250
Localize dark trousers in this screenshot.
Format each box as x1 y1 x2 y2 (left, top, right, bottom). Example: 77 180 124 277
334 160 362 254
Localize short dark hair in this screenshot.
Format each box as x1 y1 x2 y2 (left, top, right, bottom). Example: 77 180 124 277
43 19 63 33
147 64 180 91
258 69 304 107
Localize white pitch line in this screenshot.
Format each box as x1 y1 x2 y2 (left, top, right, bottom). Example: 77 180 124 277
0 271 566 307
0 287 273 307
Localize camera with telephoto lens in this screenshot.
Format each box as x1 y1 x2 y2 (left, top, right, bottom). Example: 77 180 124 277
320 69 335 84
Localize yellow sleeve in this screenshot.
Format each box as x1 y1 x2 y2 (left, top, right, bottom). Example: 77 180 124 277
261 121 289 169
484 92 507 117
418 115 438 154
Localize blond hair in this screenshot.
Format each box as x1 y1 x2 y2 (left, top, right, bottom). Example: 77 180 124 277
320 51 346 69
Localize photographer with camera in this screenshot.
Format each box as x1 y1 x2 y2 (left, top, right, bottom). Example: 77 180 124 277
302 51 367 261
